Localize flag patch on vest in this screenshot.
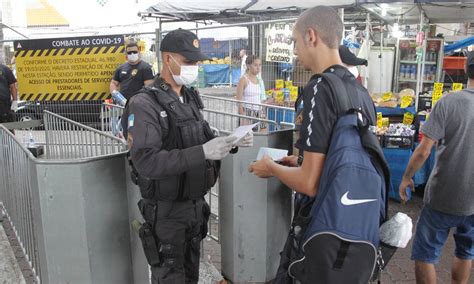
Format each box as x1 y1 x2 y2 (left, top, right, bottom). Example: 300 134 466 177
128 114 135 128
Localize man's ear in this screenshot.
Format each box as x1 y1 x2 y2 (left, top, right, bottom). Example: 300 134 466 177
306 28 318 47
162 53 171 65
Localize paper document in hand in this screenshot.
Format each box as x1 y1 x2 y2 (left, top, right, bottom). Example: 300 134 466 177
231 122 259 145
256 147 288 161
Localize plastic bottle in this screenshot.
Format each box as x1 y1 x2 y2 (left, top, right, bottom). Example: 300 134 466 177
112 91 127 106
283 88 290 106
400 65 405 79
28 131 36 148
411 65 417 80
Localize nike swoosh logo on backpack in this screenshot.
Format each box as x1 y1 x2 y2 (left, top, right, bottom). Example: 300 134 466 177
340 191 377 206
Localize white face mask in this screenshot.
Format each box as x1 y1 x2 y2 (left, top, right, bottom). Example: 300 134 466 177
169 55 199 86
127 53 139 63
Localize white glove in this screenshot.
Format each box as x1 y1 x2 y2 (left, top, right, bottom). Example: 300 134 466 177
10 100 18 112
234 131 253 147
203 136 236 160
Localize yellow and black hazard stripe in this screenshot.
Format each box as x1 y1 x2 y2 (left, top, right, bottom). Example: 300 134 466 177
14 45 125 58
20 92 111 101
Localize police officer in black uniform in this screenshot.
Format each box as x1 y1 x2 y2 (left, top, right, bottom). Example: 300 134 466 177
110 42 154 100
122 29 253 283
0 63 17 123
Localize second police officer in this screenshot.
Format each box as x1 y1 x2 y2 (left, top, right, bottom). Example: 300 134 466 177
122 29 253 283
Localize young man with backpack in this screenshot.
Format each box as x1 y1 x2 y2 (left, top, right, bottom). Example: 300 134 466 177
249 6 389 283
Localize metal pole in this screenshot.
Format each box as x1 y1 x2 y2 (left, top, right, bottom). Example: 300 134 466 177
155 19 162 72
380 24 384 94
0 12 4 64
339 8 345 40
364 13 371 89
416 11 425 106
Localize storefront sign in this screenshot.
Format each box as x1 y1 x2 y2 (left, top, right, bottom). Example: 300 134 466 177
265 23 294 63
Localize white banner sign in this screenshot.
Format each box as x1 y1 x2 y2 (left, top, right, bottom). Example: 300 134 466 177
265 23 294 63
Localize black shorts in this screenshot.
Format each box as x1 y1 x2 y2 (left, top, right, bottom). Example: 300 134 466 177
0 101 15 123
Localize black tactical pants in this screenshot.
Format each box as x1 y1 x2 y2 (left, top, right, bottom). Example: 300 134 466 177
139 198 210 284
0 101 14 123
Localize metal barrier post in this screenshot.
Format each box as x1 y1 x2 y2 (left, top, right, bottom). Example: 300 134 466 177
1 110 131 283
219 130 293 283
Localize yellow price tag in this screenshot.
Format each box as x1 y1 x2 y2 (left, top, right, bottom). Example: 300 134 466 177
433 82 444 93
377 112 383 128
400 96 413 108
403 112 415 125
452 83 463 91
432 82 444 107
275 80 284 89
382 92 393 102
275 90 284 103
432 92 443 107
285 80 293 88
290 86 298 101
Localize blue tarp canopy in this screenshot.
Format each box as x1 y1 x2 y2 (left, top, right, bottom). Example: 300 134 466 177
444 36 474 54
200 38 248 59
202 64 241 86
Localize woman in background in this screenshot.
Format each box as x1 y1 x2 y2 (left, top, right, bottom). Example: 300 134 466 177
236 55 266 125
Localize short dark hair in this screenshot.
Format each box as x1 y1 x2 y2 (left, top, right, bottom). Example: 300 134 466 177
467 64 474 80
245 54 260 65
467 51 474 79
126 42 139 50
296 6 343 49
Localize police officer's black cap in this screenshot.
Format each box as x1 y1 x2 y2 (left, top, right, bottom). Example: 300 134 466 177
339 45 368 66
160 29 209 62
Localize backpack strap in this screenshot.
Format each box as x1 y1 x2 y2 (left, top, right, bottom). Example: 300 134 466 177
321 72 358 116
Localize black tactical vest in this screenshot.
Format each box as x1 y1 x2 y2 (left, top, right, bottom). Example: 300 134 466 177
136 80 220 201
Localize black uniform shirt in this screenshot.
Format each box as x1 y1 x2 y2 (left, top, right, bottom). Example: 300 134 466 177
0 64 16 103
113 61 154 99
122 79 206 179
297 65 376 154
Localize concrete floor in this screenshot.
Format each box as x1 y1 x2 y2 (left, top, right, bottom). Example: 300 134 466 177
0 217 26 284
2 188 473 283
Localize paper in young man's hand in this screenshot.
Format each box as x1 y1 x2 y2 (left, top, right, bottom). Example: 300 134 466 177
256 147 288 161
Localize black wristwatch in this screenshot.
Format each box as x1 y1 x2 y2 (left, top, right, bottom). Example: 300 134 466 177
297 155 304 166
230 146 239 154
